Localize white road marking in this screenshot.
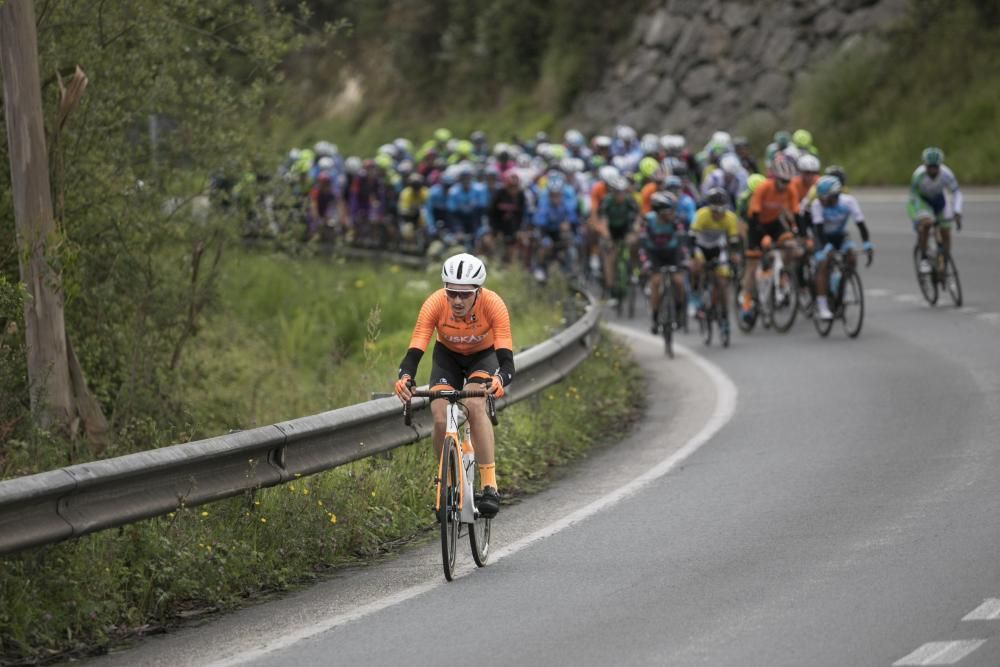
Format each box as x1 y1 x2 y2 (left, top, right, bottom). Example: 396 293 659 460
892 640 986 665
866 288 892 297
963 598 1000 621
206 330 738 667
976 312 1000 324
958 306 981 315
894 294 922 304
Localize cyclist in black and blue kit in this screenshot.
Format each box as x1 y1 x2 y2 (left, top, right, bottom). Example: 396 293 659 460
641 192 687 333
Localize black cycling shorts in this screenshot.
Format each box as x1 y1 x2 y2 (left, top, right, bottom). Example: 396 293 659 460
748 220 789 251
647 248 682 270
428 343 497 395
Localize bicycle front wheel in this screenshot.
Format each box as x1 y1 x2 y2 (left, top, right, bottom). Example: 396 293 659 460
841 268 865 338
439 439 460 581
469 464 491 567
913 245 938 305
943 252 963 307
770 267 799 333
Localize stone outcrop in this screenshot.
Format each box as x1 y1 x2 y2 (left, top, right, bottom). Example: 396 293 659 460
571 0 909 143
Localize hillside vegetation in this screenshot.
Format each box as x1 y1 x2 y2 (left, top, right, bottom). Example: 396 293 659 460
294 1 999 184
776 1 998 184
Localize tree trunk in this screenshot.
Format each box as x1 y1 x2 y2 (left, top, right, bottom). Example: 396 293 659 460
1 0 75 433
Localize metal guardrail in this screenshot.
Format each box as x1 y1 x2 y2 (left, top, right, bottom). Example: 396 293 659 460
0 288 599 556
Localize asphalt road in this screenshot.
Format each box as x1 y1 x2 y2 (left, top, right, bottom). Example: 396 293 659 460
89 189 1000 667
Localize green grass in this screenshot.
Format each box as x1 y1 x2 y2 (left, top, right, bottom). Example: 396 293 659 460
789 3 1000 184
0 329 642 664
177 248 566 435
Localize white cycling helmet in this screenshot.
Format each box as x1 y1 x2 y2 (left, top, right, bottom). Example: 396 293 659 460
598 165 621 182
797 154 821 173
711 131 732 148
441 253 487 286
640 133 660 155
660 134 686 152
720 153 742 175
317 156 335 170
564 129 585 147
314 141 337 157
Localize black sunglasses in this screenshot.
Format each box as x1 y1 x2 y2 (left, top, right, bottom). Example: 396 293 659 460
445 288 478 300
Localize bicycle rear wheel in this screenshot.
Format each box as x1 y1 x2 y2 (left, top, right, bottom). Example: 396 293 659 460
841 268 865 338
719 290 731 348
913 245 938 305
735 280 757 333
943 252 962 307
798 260 815 319
659 288 674 358
469 464 491 567
702 305 713 347
770 267 799 332
439 439 460 581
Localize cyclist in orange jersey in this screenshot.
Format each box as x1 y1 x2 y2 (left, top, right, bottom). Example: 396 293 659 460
741 159 799 318
394 253 513 517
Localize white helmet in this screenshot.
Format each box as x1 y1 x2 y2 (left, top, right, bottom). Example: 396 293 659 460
598 165 621 182
345 156 362 174
564 129 585 147
797 154 821 173
441 253 487 286
660 134 685 152
317 156 335 170
640 133 660 155
314 141 337 157
711 131 732 147
615 125 637 142
720 153 742 175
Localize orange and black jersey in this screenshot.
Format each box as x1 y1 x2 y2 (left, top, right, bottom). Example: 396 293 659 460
398 288 515 385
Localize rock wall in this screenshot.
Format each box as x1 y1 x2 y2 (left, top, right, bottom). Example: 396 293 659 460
571 0 909 142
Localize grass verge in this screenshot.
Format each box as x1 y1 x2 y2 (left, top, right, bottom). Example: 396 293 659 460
0 247 640 662
0 328 641 665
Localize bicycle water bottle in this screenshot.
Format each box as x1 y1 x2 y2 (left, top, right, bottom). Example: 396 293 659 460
830 269 841 296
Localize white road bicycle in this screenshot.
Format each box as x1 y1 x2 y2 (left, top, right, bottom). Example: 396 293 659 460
404 387 497 581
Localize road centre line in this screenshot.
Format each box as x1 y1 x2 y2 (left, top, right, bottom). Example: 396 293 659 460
892 640 986 665
963 598 1000 621
206 330 738 667
893 294 922 304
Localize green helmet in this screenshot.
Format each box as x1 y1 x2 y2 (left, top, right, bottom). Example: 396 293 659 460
374 153 393 170
792 129 813 149
774 131 791 149
639 156 660 178
455 139 473 156
746 173 767 193
922 146 944 166
434 128 452 143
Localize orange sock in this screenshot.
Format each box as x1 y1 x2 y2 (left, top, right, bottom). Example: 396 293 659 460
479 463 496 489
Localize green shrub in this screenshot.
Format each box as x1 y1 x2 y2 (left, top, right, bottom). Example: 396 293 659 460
791 2 1000 184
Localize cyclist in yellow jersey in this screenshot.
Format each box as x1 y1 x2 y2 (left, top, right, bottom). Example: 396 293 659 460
689 188 743 314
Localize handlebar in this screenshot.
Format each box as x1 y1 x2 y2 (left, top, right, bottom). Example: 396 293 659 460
401 387 498 427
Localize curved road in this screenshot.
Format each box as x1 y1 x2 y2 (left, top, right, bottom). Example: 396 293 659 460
92 190 1000 667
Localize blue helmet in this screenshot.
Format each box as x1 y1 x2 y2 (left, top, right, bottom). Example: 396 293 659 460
816 175 842 198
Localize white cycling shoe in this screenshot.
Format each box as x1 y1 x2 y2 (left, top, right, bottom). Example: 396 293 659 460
816 297 834 320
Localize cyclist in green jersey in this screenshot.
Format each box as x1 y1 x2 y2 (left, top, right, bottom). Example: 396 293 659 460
597 175 640 294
